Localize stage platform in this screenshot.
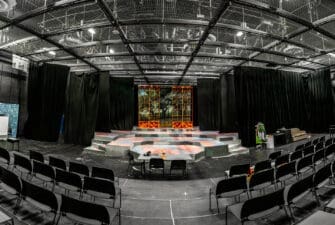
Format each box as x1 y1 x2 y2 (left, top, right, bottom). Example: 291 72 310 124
85 127 248 161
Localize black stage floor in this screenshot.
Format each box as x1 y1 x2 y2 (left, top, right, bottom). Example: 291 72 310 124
0 134 333 225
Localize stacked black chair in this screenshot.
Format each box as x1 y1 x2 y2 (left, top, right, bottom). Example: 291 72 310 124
275 154 290 168
268 151 281 161
275 161 296 187
209 175 248 213
170 160 187 177
32 160 56 190
57 195 120 225
69 161 90 177
249 168 275 196
92 166 118 184
303 145 314 156
29 150 44 163
149 158 164 176
228 163 250 177
253 160 271 174
284 175 314 222
0 167 22 213
55 168 82 196
13 153 32 179
21 179 59 224
0 147 10 168
228 188 287 225
290 150 303 162
83 176 121 208
49 156 67 170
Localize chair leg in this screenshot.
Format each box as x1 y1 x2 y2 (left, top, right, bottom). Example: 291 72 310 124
209 189 212 211
216 198 220 213
288 205 295 223
225 206 228 225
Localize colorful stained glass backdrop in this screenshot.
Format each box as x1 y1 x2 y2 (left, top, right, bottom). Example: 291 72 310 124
138 85 193 128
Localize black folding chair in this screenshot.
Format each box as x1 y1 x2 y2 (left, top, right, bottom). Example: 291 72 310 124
29 150 44 163
313 163 332 206
249 168 275 196
57 195 120 225
325 138 333 147
69 161 90 177
55 169 82 197
170 160 187 177
92 166 118 184
275 161 296 188
290 150 303 162
0 147 10 168
303 145 314 157
209 175 248 213
314 142 324 152
0 167 22 214
228 163 250 177
304 141 312 148
295 144 304 152
49 156 67 171
32 160 56 190
83 176 121 208
228 188 288 225
275 154 290 168
296 154 314 179
313 149 325 169
149 158 164 177
268 151 281 161
21 179 59 224
253 160 271 174
13 153 32 179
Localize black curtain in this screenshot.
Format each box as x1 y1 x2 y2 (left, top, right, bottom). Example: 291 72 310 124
64 72 99 146
109 77 134 130
235 66 334 147
197 78 221 130
24 63 69 141
220 74 237 132
95 72 111 132
193 86 198 126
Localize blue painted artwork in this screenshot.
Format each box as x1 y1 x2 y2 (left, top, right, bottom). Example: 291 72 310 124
0 103 19 138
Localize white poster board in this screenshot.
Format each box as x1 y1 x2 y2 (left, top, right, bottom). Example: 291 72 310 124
0 115 9 139
12 54 29 73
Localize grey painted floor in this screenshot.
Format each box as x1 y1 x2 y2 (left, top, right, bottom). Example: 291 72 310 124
0 135 333 225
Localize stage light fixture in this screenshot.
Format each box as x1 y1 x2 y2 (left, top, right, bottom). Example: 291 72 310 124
109 48 115 54
48 50 56 56
236 31 244 37
88 28 96 35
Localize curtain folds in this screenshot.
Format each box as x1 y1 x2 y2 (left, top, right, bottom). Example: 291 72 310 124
235 67 334 147
24 63 69 141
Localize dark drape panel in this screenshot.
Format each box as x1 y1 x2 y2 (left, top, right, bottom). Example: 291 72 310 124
109 77 134 130
64 73 99 146
24 63 69 141
220 74 237 132
197 79 221 130
235 67 334 147
95 72 111 132
134 85 138 126
193 86 198 126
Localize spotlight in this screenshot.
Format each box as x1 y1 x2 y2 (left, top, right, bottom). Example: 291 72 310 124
236 31 244 37
109 48 115 54
48 51 56 56
88 28 96 35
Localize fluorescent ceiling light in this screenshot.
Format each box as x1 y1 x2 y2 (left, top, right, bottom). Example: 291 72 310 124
327 53 335 58
48 51 56 56
88 28 96 35
236 31 244 37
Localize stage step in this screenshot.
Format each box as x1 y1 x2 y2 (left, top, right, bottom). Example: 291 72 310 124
83 146 106 155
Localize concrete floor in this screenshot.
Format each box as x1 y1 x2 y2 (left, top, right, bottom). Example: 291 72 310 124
0 134 333 225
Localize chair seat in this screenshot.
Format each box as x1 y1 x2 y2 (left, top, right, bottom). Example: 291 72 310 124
218 189 245 199
250 182 272 191
229 202 280 221
0 183 18 195
66 207 119 225
58 182 80 192
35 174 53 182
25 197 53 212
326 198 335 209
0 210 12 223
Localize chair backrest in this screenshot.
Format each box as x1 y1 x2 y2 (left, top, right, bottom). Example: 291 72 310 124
325 138 333 147
313 149 325 164
295 144 304 152
69 162 89 177
83 176 116 197
29 150 44 163
229 163 250 177
240 189 285 221
0 167 22 195
296 154 313 172
290 150 303 162
325 144 335 158
284 175 313 204
313 163 332 188
275 161 296 181
249 168 274 189
303 145 314 156
60 195 110 224
0 147 10 164
170 160 187 170
312 138 319 146
215 175 247 196
268 151 281 160
319 136 325 144
314 142 324 152
91 167 115 182
253 160 271 174
149 158 164 169
49 156 67 170
13 153 32 172
22 179 58 212
55 169 82 189
304 141 312 148
33 160 55 180
275 154 290 167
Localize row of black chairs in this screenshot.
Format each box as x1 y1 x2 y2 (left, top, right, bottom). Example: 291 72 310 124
0 166 120 225
210 162 334 225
